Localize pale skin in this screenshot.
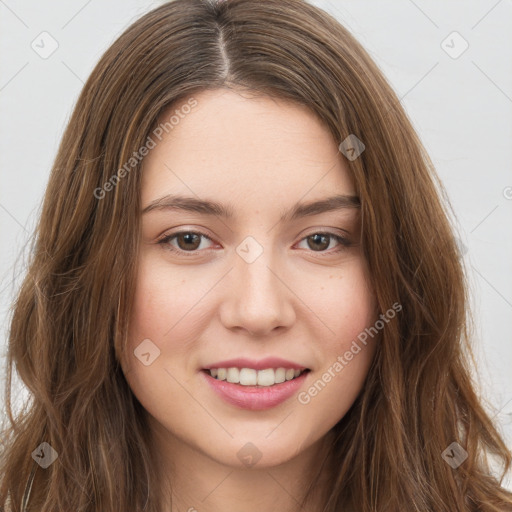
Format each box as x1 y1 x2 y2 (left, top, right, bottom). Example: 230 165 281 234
120 88 379 512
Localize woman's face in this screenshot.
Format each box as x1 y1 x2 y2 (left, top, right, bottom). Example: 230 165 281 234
121 88 378 471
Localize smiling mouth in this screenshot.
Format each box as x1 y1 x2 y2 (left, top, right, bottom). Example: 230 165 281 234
202 367 310 387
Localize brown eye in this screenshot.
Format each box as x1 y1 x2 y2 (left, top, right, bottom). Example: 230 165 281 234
176 232 201 251
158 230 350 257
158 231 215 254
307 234 330 251
296 232 351 255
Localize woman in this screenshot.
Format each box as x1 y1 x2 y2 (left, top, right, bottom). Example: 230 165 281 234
1 0 511 510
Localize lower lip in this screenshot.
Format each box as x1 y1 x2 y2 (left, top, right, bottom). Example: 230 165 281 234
201 370 310 411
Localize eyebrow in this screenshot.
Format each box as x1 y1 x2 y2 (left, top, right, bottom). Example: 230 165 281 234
142 193 360 222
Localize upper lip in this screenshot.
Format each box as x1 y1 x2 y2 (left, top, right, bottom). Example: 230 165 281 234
203 357 309 371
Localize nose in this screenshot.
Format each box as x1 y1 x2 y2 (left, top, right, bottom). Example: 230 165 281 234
219 248 296 337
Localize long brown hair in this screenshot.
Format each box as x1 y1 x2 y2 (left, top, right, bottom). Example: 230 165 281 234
1 0 511 510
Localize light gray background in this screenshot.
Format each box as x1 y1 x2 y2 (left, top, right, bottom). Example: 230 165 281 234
1 0 511 489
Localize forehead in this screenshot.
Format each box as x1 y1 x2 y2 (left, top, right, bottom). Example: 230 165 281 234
141 88 355 212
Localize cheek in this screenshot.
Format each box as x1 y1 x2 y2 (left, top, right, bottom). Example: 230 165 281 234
126 255 215 361
120 257 208 424
333 275 377 353
300 254 377 349
294 259 378 409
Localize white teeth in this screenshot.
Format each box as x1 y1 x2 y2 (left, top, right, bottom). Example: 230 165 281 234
257 368 275 386
239 368 257 385
275 368 286 383
226 367 239 383
206 367 307 386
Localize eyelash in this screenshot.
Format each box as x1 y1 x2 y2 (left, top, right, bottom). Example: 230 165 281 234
157 230 352 257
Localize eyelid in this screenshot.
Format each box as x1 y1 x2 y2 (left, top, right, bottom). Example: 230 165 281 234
301 226 351 238
157 225 351 242
157 227 353 257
